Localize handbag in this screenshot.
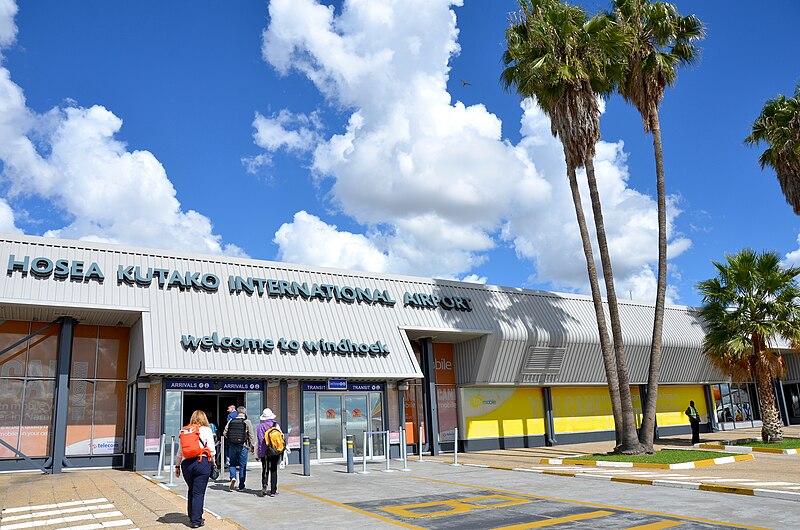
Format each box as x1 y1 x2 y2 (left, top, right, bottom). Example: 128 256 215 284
210 461 220 480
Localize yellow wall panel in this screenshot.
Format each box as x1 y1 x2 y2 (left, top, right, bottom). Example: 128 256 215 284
655 385 707 426
460 388 545 439
552 387 643 433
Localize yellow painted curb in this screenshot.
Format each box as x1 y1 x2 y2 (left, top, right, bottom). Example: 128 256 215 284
610 477 653 485
699 484 755 496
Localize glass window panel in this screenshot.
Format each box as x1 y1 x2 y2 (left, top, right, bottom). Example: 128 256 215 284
19 379 54 457
303 392 317 442
370 393 384 457
436 386 457 443
286 382 300 449
318 394 342 459
66 381 94 455
26 323 58 378
71 325 97 380
0 378 24 458
96 327 129 380
164 390 183 455
267 381 280 412
0 321 29 378
92 381 126 454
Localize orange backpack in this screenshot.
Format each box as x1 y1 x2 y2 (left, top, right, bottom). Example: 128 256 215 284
180 424 210 459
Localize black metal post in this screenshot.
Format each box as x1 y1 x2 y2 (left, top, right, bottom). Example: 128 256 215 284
543 387 556 446
346 435 354 473
50 317 75 474
302 436 311 476
420 338 439 456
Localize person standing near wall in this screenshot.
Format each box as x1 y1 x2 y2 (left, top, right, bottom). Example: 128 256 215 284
686 400 701 445
223 406 256 492
175 410 216 529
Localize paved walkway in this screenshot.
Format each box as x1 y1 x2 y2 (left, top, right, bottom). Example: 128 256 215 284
0 426 797 529
0 469 240 529
425 425 800 495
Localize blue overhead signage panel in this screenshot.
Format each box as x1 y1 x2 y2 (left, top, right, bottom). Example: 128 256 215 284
348 382 384 392
303 382 327 392
327 378 348 390
165 380 263 391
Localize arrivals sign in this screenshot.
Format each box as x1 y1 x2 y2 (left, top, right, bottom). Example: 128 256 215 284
165 380 264 391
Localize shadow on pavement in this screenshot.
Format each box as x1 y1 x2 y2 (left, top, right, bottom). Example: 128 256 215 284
157 512 192 526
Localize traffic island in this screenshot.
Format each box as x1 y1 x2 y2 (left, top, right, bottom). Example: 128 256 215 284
539 449 754 469
697 438 800 455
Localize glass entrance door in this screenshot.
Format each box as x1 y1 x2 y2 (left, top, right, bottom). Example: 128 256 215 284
317 394 343 459
345 394 368 457
311 391 383 461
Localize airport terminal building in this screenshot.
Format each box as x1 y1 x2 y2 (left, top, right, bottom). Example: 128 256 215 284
1 234 798 473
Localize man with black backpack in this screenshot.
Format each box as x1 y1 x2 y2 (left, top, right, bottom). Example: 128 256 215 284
223 406 256 492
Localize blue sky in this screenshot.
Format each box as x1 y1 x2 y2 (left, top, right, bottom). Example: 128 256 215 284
0 0 798 307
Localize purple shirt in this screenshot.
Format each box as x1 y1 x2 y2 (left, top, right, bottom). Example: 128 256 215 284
256 419 278 458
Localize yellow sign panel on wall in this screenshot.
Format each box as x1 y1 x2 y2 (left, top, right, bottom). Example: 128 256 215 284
552 387 643 433
460 388 545 439
656 385 707 427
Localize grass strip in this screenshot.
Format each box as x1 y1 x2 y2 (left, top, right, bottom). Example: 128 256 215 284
737 437 800 449
569 449 733 464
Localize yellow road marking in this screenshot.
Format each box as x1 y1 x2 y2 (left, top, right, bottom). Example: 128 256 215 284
491 510 614 529
380 494 531 519
280 486 424 529
625 522 684 529
405 475 766 530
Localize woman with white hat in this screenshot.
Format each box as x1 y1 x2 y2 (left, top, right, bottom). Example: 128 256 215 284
256 407 283 497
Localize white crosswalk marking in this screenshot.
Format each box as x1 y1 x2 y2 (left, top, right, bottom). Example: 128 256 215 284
1 504 115 523
0 498 137 530
1 500 108 516
743 482 796 486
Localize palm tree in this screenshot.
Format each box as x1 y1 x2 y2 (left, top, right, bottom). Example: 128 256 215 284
612 0 704 451
502 0 642 452
697 249 800 443
745 84 800 215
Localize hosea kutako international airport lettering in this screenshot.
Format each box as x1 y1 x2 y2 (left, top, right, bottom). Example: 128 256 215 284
227 276 396 306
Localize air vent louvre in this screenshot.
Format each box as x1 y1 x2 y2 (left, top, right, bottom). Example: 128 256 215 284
521 346 565 375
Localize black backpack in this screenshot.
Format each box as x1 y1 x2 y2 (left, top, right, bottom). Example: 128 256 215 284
226 417 247 445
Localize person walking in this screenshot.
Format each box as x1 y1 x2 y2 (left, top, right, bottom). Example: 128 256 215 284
223 404 237 467
686 400 701 445
256 408 284 497
175 410 215 529
223 405 256 492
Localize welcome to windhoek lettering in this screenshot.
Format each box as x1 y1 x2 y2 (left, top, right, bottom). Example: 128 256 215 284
180 332 390 357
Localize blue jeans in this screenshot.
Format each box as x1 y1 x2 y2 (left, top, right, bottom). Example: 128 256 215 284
181 457 211 526
228 444 249 488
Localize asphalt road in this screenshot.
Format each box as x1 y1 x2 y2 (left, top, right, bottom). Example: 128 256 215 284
159 459 795 529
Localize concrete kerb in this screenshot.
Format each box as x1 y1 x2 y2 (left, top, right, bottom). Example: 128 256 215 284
697 442 800 455
538 453 754 469
452 456 800 504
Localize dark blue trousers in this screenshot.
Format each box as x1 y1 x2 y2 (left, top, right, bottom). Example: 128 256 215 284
181 456 211 525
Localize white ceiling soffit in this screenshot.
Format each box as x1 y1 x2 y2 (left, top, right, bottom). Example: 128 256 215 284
401 327 491 344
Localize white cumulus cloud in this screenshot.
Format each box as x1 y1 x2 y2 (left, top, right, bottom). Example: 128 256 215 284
0 1 243 256
258 0 690 301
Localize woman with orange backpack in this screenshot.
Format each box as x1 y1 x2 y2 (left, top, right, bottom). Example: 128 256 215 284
175 410 216 528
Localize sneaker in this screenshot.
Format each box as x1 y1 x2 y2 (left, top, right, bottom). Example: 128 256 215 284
268 492 275 497
262 485 268 496
229 479 236 491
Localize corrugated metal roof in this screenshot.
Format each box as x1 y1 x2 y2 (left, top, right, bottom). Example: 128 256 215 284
0 233 769 385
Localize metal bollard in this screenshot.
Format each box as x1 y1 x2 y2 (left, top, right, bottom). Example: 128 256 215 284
167 436 177 486
346 435 354 473
220 436 225 469
382 431 393 472
154 433 166 478
359 431 369 474
399 428 410 471
419 425 424 461
451 427 460 466
302 436 311 476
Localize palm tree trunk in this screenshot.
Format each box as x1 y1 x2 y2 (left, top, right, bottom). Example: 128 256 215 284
756 367 784 443
639 108 667 452
567 165 624 445
584 158 642 454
